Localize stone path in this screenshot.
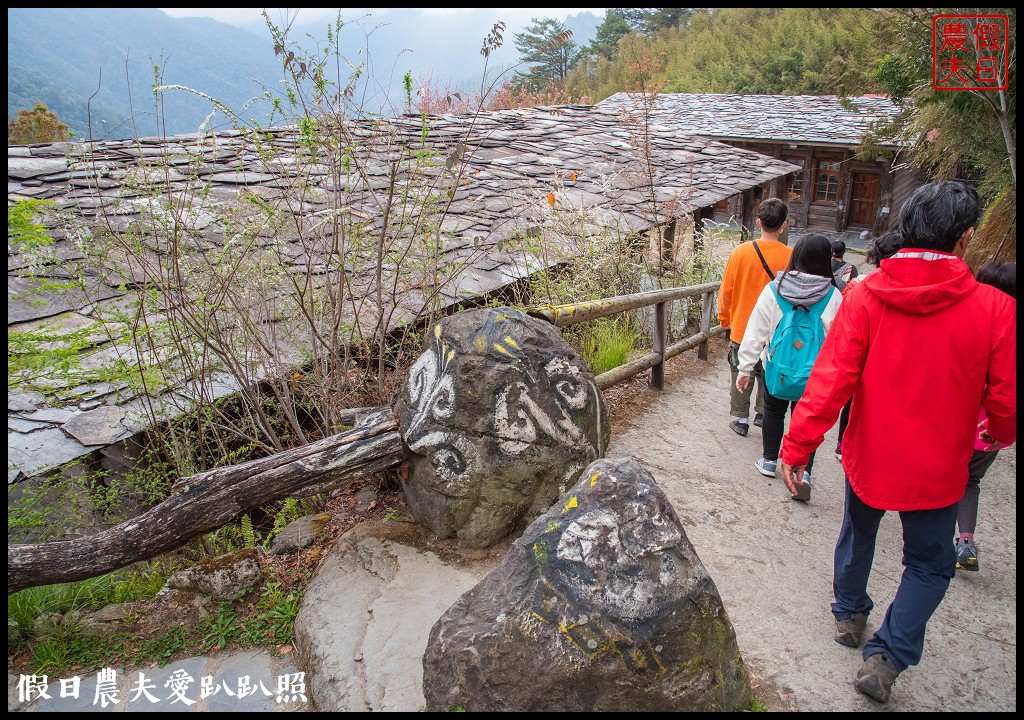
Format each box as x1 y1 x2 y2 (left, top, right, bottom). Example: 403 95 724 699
605 336 1016 712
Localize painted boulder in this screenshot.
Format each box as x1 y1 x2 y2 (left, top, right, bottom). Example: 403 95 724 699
394 306 610 548
422 457 753 712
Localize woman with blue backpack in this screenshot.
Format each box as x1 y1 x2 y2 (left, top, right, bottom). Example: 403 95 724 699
735 233 843 501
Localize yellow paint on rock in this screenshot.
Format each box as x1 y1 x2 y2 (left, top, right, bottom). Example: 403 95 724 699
562 496 578 512
590 473 600 487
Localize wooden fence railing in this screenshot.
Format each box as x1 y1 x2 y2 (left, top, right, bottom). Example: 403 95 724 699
9 282 726 593
527 281 725 390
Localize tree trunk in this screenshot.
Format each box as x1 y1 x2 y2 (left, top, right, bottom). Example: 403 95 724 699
8 408 405 594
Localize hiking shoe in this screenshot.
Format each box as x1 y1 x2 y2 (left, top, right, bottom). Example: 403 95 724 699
729 419 749 437
835 612 868 648
956 539 979 571
855 653 900 703
834 443 842 461
754 457 777 477
793 472 812 502
753 413 764 427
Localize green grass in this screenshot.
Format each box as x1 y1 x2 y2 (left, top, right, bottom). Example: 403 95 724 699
8 560 178 641
13 582 297 676
579 317 642 374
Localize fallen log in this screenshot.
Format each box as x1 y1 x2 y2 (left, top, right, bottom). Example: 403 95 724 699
8 407 404 594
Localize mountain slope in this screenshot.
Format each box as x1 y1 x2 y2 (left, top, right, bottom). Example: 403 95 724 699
8 8 602 141
8 8 281 139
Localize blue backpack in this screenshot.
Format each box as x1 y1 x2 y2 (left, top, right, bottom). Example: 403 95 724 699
763 283 835 402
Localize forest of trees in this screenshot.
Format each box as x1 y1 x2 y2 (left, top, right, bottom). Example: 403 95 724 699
507 7 1016 208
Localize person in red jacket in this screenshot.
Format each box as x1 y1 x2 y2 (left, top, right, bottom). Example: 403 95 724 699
779 180 1016 704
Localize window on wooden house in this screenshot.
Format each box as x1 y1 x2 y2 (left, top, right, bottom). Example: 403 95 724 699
784 158 805 201
814 161 842 203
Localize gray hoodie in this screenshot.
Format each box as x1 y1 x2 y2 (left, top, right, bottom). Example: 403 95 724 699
772 270 834 308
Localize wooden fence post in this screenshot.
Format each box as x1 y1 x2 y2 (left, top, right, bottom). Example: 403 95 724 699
698 290 715 360
651 301 667 390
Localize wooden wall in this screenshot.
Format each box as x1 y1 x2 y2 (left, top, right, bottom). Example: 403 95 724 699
723 140 902 236
890 163 926 231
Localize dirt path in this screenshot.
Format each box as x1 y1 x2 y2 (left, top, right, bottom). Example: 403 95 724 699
604 336 1017 712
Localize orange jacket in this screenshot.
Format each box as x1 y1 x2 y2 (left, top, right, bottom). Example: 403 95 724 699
717 239 793 344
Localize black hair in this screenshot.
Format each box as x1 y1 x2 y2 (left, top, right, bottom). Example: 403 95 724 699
899 180 980 252
865 232 904 267
757 198 789 232
786 233 836 285
831 240 846 258
975 261 1016 299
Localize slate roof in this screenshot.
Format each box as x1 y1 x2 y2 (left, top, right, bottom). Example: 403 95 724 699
8 104 799 481
596 93 903 147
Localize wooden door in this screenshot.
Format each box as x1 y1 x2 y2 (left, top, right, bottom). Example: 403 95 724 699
848 172 880 228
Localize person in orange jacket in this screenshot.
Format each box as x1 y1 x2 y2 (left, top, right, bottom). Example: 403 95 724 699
779 181 1016 704
717 198 793 437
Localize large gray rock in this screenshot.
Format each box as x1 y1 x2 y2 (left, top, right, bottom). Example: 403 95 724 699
394 306 610 548
422 457 754 712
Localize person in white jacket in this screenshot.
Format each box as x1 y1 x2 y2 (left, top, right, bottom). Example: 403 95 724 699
735 233 843 501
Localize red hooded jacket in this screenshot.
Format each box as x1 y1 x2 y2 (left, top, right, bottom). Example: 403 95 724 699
782 249 1016 510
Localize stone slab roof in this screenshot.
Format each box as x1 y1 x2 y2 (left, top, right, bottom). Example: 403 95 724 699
8 104 798 481
596 93 903 147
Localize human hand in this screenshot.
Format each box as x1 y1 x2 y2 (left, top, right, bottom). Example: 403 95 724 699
736 375 752 394
780 461 807 498
978 417 1011 451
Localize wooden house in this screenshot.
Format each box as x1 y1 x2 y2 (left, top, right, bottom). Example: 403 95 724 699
597 93 923 237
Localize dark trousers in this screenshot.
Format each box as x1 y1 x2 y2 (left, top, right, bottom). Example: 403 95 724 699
761 387 816 475
956 449 1000 535
832 477 958 672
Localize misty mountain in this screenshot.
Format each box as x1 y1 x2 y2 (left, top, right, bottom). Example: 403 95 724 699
8 8 602 141
8 8 282 140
